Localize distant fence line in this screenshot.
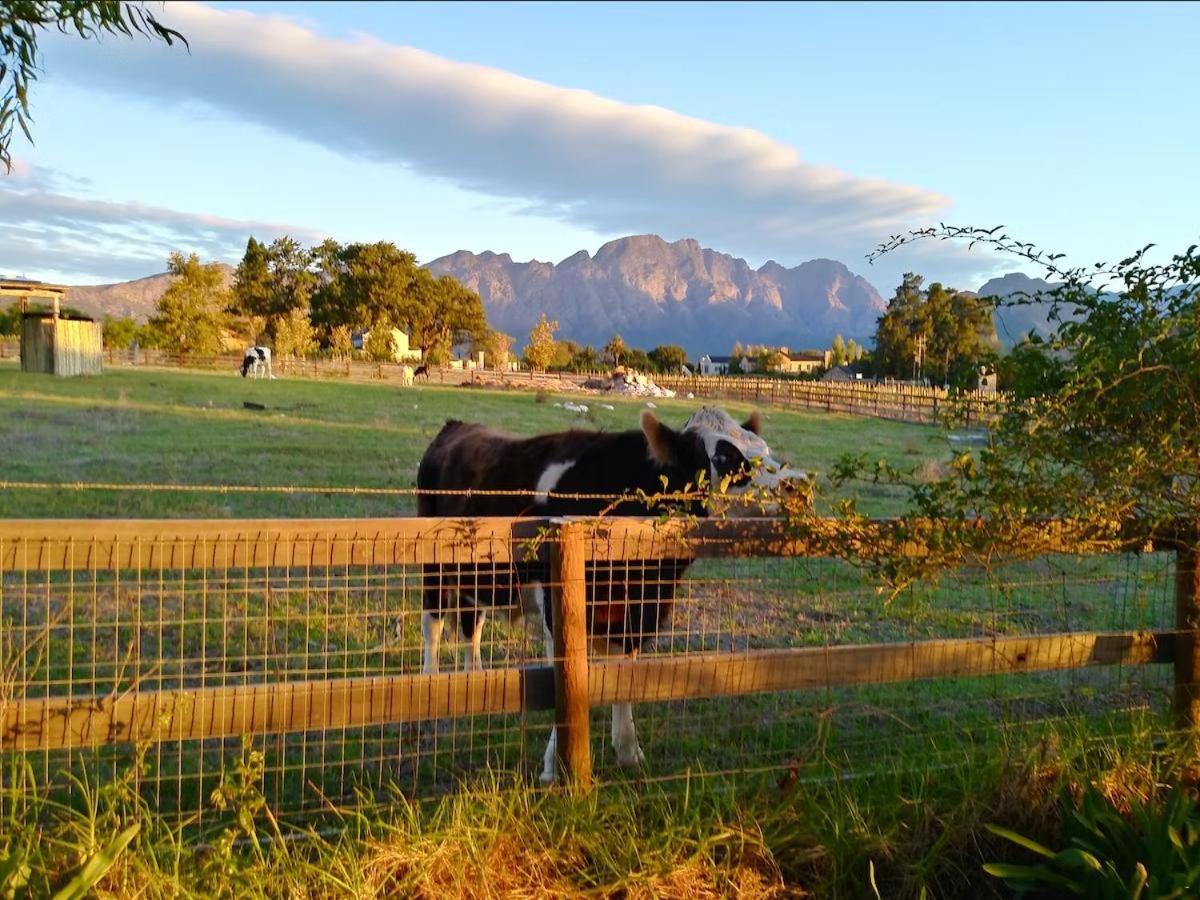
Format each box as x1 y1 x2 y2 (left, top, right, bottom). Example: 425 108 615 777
656 373 1003 426
1 339 1002 424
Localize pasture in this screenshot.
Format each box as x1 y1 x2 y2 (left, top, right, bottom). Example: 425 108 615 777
0 362 1184 898
0 363 944 518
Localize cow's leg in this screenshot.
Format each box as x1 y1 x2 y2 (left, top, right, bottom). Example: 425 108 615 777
532 584 559 785
421 610 445 674
459 597 487 672
612 700 644 769
596 640 645 769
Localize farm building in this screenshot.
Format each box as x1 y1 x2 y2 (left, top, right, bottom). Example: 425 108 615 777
351 327 423 363
769 348 832 375
1 278 102 377
698 354 734 375
823 365 861 382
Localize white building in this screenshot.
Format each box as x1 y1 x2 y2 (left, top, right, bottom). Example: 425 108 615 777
698 354 734 375
351 327 422 363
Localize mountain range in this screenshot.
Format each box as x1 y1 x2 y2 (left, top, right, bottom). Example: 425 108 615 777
426 235 886 354
28 235 1063 353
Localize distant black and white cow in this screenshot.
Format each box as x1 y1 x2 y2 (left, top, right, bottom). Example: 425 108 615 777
412 364 430 382
416 406 803 783
240 346 274 379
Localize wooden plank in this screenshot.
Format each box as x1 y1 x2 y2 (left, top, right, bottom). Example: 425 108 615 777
576 516 1139 561
1175 542 1200 730
0 517 550 572
550 521 592 788
588 630 1173 705
2 666 557 752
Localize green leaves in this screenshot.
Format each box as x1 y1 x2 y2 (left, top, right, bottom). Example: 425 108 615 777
984 785 1200 900
51 821 140 900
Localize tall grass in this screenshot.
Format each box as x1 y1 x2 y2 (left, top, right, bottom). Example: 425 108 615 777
2 713 1191 898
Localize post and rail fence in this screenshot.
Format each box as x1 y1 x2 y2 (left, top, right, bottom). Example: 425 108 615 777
0 341 1002 425
0 514 1192 820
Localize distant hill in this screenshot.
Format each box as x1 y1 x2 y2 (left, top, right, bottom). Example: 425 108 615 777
60 265 234 322
428 235 886 354
975 272 1075 346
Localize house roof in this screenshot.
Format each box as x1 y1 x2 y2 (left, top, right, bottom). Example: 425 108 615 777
703 355 732 363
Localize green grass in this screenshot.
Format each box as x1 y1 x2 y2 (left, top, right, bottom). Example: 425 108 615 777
0 363 1185 897
0 363 943 517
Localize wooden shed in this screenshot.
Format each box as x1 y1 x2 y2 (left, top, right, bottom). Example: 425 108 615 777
1 279 103 377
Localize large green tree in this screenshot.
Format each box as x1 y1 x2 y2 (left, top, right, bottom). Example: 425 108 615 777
648 344 688 373
227 236 316 342
310 240 419 336
1 2 186 170
147 252 227 358
872 274 996 386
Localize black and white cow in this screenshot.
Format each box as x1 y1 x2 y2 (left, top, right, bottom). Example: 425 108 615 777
416 406 803 783
240 346 274 379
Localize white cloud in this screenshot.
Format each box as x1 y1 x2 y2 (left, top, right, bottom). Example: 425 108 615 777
0 159 322 283
37 2 990 287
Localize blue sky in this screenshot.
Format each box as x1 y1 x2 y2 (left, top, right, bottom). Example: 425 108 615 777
1 1 1195 295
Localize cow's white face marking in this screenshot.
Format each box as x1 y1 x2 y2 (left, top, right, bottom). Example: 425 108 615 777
534 460 576 504
682 407 805 493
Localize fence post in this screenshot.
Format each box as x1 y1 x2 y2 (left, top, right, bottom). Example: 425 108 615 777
550 520 592 789
1175 533 1200 733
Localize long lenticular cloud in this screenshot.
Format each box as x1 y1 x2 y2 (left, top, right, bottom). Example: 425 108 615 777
42 2 953 268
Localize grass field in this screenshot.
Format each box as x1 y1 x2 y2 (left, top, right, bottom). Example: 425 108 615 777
0 362 944 518
0 362 1185 898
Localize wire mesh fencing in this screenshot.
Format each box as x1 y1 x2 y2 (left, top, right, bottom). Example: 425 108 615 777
0 515 1188 826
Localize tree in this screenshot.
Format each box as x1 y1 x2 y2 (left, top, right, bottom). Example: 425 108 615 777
0 303 21 336
226 235 316 342
872 274 995 384
1 2 186 171
147 252 227 358
310 240 418 337
481 330 514 370
648 344 688 373
604 334 627 368
273 306 316 359
101 314 140 349
328 324 353 360
858 224 1200 550
567 343 602 373
229 236 271 341
625 347 653 373
364 326 396 363
830 334 847 366
407 273 488 361
523 313 559 371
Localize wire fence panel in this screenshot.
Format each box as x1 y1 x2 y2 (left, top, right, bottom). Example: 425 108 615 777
0 516 1185 824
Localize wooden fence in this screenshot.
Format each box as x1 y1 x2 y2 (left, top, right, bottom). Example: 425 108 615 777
0 516 1191 795
656 373 1003 425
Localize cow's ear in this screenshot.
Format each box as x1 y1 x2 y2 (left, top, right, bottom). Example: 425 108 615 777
641 410 677 464
742 411 761 435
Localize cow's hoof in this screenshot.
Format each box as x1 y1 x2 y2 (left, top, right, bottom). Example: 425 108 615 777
616 745 646 769
538 769 558 786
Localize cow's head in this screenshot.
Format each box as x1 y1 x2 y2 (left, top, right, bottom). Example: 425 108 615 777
240 355 252 377
640 406 807 512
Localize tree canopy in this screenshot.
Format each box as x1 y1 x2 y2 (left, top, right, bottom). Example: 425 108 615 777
523 313 559 371
147 252 228 358
872 273 997 387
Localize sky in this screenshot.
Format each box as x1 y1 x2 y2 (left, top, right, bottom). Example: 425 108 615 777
1 1 1196 295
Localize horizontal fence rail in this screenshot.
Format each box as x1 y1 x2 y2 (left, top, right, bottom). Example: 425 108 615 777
0 515 1191 817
